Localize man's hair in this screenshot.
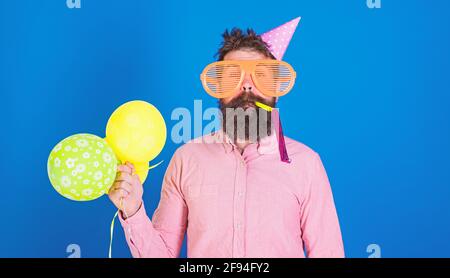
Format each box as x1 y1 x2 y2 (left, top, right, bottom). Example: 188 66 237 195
216 28 275 61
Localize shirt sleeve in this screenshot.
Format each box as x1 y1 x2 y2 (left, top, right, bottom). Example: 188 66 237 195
119 149 188 258
300 153 345 258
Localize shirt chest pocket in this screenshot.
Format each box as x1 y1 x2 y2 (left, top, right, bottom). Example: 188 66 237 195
187 183 220 231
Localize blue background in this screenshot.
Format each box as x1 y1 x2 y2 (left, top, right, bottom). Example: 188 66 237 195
1 0 450 258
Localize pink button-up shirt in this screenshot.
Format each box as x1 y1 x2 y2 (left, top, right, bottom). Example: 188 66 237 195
119 130 344 258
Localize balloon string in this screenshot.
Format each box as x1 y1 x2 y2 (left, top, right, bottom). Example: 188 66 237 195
108 197 130 258
148 160 164 170
117 160 164 171
108 161 163 258
108 210 119 259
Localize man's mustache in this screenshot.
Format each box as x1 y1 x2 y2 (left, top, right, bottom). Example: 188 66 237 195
219 91 275 109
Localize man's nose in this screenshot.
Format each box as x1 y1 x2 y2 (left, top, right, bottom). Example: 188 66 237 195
242 75 254 92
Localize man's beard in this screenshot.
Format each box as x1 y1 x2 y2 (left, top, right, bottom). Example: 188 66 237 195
219 91 276 143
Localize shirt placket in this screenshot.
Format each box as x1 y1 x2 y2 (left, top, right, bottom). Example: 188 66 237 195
232 150 247 258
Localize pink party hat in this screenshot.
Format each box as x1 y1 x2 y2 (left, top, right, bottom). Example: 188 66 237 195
261 17 301 60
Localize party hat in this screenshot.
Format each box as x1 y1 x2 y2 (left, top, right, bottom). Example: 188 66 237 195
261 17 301 60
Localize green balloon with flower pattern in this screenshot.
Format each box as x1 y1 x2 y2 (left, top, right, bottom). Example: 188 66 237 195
47 134 118 201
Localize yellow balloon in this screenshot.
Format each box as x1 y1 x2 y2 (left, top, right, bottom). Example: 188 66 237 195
106 101 166 163
133 161 149 184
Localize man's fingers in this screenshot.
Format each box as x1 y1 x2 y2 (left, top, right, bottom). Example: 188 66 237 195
132 173 142 183
114 188 129 199
108 184 129 198
117 164 133 175
116 171 134 184
125 161 135 171
112 181 133 194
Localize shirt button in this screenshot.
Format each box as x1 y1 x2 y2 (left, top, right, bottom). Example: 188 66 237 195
238 192 243 197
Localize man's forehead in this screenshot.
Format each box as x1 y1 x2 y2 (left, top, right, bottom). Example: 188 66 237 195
223 49 269 61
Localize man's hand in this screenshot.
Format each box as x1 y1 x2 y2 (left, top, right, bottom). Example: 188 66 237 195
108 162 144 219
